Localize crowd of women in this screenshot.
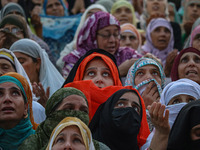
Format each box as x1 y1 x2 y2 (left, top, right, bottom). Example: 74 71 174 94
1 0 200 150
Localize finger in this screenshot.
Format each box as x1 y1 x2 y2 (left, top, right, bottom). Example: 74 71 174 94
152 102 161 120
38 82 45 93
148 102 156 117
164 109 169 124
157 104 165 122
144 82 154 94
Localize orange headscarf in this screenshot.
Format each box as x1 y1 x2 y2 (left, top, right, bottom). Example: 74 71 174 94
64 80 150 148
73 52 122 86
3 72 38 129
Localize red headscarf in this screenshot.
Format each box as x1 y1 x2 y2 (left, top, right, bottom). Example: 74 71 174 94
171 47 200 81
73 52 122 86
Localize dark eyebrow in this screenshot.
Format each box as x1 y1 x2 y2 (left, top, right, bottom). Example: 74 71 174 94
0 87 20 91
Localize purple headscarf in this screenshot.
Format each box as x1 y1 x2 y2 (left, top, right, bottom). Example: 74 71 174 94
62 11 141 78
141 18 174 66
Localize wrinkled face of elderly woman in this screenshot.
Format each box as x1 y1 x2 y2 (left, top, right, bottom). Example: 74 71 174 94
178 52 200 84
97 25 120 55
150 26 171 50
0 82 28 129
120 31 139 50
52 125 86 150
134 65 162 86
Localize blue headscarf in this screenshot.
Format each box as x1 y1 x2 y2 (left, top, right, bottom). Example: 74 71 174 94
0 76 35 150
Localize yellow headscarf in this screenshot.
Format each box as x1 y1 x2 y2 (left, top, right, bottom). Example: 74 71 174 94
46 117 95 150
111 0 137 26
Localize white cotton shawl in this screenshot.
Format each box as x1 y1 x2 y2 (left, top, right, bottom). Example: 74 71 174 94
9 39 64 97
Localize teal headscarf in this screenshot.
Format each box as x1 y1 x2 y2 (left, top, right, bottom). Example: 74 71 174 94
0 76 35 150
125 57 165 89
0 76 27 102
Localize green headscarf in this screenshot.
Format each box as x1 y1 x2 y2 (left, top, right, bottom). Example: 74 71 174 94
45 87 88 116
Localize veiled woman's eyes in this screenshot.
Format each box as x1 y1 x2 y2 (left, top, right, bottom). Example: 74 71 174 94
171 99 181 104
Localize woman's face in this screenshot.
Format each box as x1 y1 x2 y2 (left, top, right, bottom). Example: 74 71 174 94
97 25 120 55
0 58 15 76
192 33 200 51
146 0 166 16
113 6 133 25
178 52 200 84
185 2 200 22
114 92 141 114
120 32 139 49
56 95 88 114
83 58 114 88
46 0 65 16
52 125 86 150
14 52 40 83
134 64 162 86
0 82 27 129
168 94 196 105
150 26 171 50
3 24 24 39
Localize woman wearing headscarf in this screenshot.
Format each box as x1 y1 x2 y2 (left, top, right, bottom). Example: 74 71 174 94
41 0 81 63
181 0 200 45
0 14 29 49
0 74 35 150
0 48 46 124
89 88 150 149
120 23 142 51
141 18 174 66
139 0 182 51
19 87 109 150
56 4 107 71
10 38 64 106
0 2 53 64
62 49 122 87
141 78 200 150
171 47 200 84
125 57 165 107
62 11 141 78
111 0 137 26
46 117 95 150
167 100 200 149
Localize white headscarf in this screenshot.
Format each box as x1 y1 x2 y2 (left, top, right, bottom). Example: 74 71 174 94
10 39 64 97
141 78 200 150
